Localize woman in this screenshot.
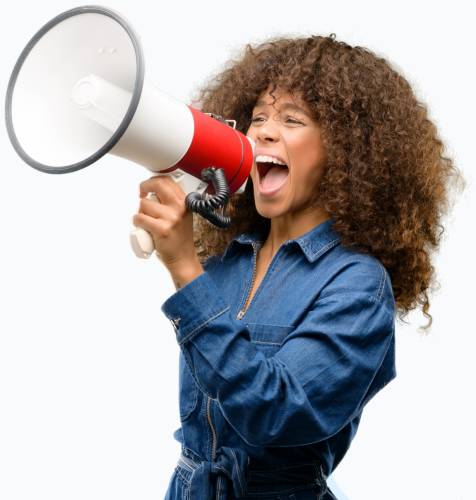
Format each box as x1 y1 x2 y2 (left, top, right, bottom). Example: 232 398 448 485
133 35 463 499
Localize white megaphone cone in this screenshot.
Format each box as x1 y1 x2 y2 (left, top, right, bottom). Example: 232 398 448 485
5 5 255 259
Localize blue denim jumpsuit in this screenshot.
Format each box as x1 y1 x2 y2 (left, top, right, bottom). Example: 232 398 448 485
161 219 396 499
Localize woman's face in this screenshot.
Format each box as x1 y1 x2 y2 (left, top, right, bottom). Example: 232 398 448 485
246 87 327 221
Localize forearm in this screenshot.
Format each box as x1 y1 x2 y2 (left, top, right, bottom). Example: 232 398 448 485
167 258 205 290
161 271 395 447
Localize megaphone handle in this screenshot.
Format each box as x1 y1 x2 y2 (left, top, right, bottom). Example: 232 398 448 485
130 172 207 259
129 168 231 260
130 192 160 259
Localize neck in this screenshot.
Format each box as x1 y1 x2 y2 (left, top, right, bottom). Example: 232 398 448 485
263 206 330 256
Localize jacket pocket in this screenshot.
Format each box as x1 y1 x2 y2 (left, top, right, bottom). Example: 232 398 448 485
178 351 199 421
246 323 295 355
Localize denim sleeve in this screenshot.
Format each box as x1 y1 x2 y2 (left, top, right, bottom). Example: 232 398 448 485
161 263 396 448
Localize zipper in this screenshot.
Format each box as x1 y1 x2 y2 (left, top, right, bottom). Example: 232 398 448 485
207 243 261 461
236 242 259 320
206 396 217 461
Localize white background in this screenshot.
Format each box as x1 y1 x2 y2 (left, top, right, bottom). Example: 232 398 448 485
0 1 474 499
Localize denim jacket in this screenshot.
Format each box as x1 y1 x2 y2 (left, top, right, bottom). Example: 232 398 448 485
161 218 396 499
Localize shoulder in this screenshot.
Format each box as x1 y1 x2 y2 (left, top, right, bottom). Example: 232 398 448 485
318 244 395 315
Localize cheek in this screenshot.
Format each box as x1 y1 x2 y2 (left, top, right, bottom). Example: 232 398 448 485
288 138 325 188
245 126 256 141
294 132 324 162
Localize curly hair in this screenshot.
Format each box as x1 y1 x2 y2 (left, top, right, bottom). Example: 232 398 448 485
192 34 466 333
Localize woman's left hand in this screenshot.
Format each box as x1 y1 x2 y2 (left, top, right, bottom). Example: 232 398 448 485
132 175 204 288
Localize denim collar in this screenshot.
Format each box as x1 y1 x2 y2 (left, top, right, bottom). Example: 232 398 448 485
222 218 341 263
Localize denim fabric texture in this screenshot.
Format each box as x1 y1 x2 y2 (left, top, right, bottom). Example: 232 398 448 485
162 218 396 499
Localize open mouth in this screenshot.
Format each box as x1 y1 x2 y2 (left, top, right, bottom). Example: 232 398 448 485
256 160 289 193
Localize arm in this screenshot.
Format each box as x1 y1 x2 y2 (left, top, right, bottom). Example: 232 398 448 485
162 263 396 448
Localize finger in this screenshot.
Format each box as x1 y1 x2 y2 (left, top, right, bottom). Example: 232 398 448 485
132 212 174 238
139 175 184 205
153 175 186 204
138 197 182 221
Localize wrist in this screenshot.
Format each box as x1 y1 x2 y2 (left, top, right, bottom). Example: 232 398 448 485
167 259 204 290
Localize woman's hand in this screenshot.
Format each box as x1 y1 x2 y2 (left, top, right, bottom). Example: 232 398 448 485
132 175 204 289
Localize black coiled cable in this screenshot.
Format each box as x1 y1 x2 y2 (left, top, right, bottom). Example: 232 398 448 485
185 167 231 228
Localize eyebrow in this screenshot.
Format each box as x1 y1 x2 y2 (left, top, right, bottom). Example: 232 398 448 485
253 99 311 116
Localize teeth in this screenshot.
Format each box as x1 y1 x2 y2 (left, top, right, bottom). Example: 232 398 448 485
255 155 287 166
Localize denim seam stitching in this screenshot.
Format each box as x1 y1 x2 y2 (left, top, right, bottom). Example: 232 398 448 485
315 289 383 304
309 238 340 261
178 453 200 472
246 322 296 328
376 264 386 302
179 364 199 421
181 347 211 400
230 447 245 496
175 466 191 485
216 475 222 500
178 307 230 345
252 340 282 346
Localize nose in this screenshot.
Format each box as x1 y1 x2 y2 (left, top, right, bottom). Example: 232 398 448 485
254 119 280 144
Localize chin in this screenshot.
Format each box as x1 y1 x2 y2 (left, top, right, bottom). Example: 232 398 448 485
254 201 286 220
250 180 287 219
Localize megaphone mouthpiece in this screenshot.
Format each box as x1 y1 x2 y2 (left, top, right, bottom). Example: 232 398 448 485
71 74 131 132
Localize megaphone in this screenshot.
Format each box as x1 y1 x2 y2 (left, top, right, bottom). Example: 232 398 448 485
5 5 255 258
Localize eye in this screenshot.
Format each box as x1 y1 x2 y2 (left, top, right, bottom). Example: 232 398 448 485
250 115 265 124
285 116 304 125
